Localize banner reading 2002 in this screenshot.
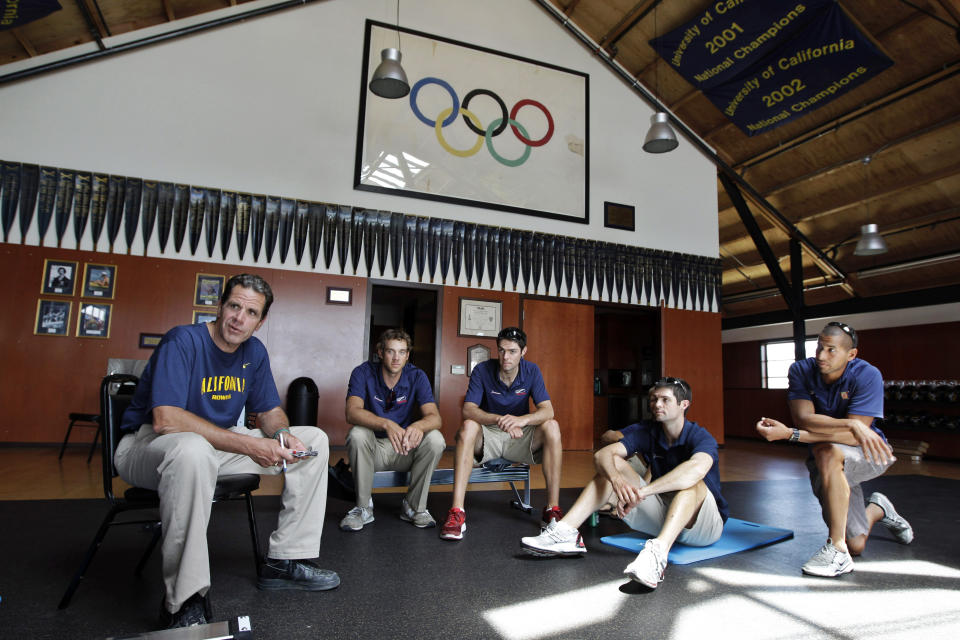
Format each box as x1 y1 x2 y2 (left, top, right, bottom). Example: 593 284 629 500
355 20 589 224
652 0 892 137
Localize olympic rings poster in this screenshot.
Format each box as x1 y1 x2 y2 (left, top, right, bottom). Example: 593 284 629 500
355 20 589 224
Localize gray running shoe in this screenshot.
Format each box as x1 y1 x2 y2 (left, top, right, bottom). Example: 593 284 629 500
340 505 374 531
802 539 853 577
869 492 914 544
521 521 586 557
623 538 668 588
400 498 436 528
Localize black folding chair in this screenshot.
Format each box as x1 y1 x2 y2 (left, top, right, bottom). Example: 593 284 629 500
58 373 263 609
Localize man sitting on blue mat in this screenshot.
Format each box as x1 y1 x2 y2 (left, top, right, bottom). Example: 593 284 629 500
757 321 913 578
521 377 729 589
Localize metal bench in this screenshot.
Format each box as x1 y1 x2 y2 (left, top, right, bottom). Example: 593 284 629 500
372 457 532 513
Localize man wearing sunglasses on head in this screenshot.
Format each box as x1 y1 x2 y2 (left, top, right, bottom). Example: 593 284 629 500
520 377 727 589
342 328 444 531
440 326 564 541
757 321 913 578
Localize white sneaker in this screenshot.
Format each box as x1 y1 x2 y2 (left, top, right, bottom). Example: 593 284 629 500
521 521 586 557
869 492 914 544
802 539 853 577
340 505 374 531
400 498 436 528
623 538 668 588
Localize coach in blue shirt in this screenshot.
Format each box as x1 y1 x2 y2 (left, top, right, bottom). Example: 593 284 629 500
757 322 913 578
440 326 563 541
341 328 443 532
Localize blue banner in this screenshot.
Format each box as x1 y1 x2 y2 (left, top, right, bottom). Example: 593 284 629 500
652 1 893 136
1 0 61 31
651 0 835 90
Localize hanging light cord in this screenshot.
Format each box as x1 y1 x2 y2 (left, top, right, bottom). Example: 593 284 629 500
396 0 401 50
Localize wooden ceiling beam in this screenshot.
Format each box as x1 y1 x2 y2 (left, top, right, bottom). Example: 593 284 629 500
935 0 960 22
598 0 655 50
162 0 177 22
563 0 582 17
718 113 960 212
10 29 38 57
794 160 960 225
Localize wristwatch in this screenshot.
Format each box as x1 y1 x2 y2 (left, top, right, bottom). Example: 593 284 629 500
789 428 801 443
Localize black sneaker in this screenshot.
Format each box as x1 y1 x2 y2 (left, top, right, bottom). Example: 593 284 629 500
257 558 340 591
158 592 211 629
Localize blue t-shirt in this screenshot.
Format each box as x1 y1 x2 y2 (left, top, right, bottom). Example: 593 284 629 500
464 359 550 417
346 361 435 430
787 357 885 437
120 323 281 432
619 419 729 522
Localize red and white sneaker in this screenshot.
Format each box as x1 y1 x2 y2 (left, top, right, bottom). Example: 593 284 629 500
440 508 466 541
541 505 564 529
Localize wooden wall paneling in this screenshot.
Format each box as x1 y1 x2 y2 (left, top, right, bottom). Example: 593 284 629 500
522 298 595 450
661 307 724 444
0 243 366 444
436 287 520 444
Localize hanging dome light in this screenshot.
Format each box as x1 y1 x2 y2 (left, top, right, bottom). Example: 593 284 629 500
369 48 410 99
643 112 679 153
854 223 888 256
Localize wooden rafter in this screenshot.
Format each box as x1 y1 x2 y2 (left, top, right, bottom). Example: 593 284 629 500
162 0 177 22
10 28 38 57
598 0 655 50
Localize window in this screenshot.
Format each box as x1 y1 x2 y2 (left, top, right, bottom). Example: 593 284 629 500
761 339 817 389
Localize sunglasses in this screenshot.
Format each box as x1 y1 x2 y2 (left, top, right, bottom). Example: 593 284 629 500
654 377 689 395
385 389 396 410
826 321 858 346
498 328 525 342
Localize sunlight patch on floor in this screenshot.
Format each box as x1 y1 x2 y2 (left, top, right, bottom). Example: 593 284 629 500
482 579 628 640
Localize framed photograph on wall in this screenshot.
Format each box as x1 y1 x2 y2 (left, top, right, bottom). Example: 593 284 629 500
41 259 78 296
194 273 224 306
458 298 502 337
193 310 218 324
356 20 590 224
82 263 117 299
34 299 72 336
139 333 163 349
77 302 112 339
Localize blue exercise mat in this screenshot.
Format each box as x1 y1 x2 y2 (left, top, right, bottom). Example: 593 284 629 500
600 518 793 565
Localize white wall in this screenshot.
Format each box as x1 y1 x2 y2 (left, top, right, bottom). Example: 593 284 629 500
0 0 718 296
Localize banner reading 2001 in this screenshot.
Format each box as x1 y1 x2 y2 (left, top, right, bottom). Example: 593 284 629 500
652 1 893 136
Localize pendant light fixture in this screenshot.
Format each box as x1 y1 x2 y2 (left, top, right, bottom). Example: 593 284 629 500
369 1 410 99
853 156 888 256
643 2 678 154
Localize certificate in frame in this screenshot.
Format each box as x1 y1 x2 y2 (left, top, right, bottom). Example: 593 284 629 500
458 298 502 338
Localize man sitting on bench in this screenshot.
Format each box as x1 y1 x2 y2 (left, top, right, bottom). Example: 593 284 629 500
440 327 563 541
521 377 728 590
342 328 444 531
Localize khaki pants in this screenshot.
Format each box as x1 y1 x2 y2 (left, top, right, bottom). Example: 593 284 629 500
346 426 445 512
115 424 329 613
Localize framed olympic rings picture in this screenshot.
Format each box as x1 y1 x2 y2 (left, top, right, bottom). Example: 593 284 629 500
356 20 589 224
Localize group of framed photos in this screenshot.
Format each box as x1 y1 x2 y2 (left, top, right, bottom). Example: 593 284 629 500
192 273 223 324
35 259 117 338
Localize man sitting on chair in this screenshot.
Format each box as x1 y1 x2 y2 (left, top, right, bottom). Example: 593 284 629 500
521 377 728 590
440 326 563 541
341 328 444 531
116 274 338 629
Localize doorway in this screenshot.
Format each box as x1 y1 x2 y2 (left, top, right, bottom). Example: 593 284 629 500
594 305 661 443
366 283 439 388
